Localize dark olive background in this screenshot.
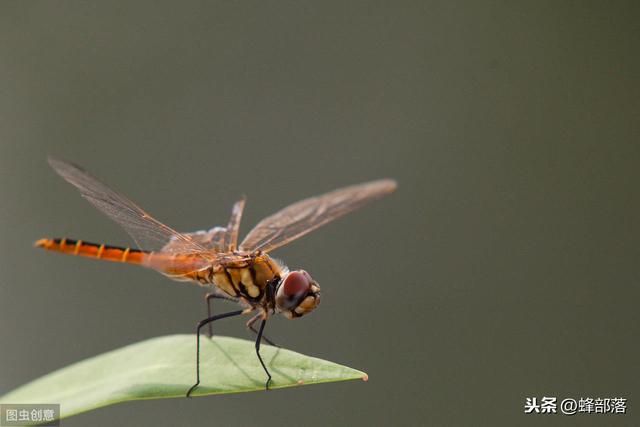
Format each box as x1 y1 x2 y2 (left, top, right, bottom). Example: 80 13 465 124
0 1 638 426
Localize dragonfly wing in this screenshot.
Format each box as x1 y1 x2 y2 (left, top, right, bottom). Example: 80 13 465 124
239 179 397 253
163 197 245 253
47 157 214 259
224 197 246 252
162 227 227 252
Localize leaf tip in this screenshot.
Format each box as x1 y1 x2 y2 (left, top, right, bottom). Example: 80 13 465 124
361 373 369 382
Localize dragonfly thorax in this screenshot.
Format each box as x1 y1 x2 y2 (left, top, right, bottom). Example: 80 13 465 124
275 270 321 319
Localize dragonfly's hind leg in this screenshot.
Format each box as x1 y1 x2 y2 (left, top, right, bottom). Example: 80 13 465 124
246 313 279 347
186 309 243 398
204 292 237 337
204 293 277 344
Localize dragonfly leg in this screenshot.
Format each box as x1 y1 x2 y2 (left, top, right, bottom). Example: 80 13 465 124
255 317 272 390
204 292 237 337
246 313 279 347
186 309 243 398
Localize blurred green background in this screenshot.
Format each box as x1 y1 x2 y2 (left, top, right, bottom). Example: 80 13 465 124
0 1 638 426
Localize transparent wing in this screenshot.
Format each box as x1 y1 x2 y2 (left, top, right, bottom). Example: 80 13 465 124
47 157 215 259
162 227 228 253
163 197 245 253
224 197 245 251
240 179 397 253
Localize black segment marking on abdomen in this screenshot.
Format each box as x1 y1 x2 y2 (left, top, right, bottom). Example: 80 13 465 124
52 238 146 253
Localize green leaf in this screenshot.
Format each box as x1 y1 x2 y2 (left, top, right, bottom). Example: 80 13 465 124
0 335 367 420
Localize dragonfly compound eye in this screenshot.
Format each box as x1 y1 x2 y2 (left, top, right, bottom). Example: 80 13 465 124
276 270 321 317
283 271 309 297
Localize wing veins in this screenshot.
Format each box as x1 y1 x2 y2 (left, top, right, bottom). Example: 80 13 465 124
240 179 397 253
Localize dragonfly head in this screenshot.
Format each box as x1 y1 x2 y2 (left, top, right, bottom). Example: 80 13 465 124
275 270 321 319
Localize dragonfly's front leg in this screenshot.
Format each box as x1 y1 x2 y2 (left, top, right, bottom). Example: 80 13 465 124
254 317 272 390
246 313 279 347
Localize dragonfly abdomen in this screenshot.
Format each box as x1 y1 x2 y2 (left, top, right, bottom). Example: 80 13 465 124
35 238 148 264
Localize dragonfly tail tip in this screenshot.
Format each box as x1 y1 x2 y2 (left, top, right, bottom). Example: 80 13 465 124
34 238 50 248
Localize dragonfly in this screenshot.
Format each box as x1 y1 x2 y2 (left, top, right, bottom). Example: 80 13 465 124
35 157 397 396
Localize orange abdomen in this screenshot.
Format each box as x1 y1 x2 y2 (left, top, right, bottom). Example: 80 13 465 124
35 238 147 264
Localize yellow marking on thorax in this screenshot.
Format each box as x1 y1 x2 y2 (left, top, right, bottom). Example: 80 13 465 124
222 255 283 300
213 267 236 297
241 268 259 297
96 244 105 258
121 248 130 262
74 240 82 255
59 238 67 251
